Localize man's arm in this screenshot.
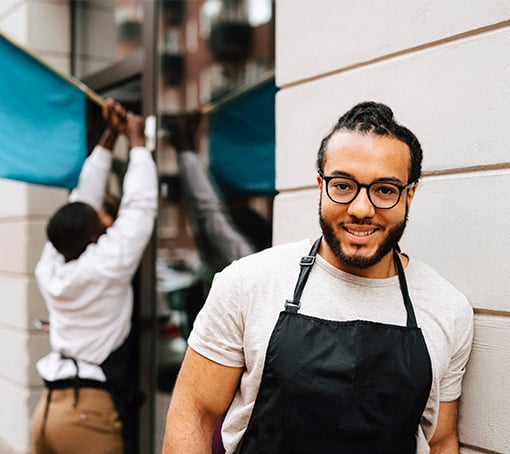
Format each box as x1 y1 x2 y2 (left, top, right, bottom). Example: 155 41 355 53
162 347 243 453
429 400 460 454
169 112 256 269
69 99 125 209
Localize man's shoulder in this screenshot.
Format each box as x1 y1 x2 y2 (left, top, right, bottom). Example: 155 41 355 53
406 258 472 314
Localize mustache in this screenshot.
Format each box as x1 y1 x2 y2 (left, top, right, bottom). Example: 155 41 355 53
339 219 384 228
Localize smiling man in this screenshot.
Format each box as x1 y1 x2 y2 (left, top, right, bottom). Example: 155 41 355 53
163 102 474 454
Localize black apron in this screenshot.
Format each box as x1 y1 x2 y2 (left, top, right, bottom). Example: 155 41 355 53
42 330 144 454
101 329 145 454
239 238 432 454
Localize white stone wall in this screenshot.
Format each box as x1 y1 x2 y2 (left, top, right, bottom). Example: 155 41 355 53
0 1 70 452
274 1 510 453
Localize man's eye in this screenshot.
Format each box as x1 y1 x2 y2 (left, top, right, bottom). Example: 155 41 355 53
375 185 398 196
332 180 355 192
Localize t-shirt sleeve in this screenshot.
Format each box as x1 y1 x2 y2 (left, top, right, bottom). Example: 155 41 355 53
188 261 246 368
439 296 474 402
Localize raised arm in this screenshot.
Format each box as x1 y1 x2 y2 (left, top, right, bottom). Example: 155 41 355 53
69 99 126 210
162 347 243 453
92 111 157 277
168 112 256 270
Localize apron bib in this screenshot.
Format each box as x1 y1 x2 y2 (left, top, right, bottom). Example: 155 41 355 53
239 238 432 454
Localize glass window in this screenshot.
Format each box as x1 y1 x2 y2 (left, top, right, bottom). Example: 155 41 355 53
73 0 144 78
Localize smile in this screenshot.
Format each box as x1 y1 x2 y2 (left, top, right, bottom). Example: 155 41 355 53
346 229 375 237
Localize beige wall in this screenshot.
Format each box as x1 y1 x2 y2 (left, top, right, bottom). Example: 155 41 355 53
0 1 70 452
274 1 510 453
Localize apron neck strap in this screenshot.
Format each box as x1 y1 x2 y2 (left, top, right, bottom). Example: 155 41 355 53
285 239 419 328
393 249 418 328
285 238 321 313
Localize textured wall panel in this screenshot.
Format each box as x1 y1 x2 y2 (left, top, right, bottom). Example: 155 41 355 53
0 325 49 386
0 378 39 453
401 171 510 312
276 0 510 85
28 1 70 54
458 314 510 453
273 189 321 245
0 220 46 274
0 277 46 330
276 27 510 190
0 179 67 218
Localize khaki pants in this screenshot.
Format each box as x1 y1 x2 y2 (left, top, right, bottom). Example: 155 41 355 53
31 387 123 454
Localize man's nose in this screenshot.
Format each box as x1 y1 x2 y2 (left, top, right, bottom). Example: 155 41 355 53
347 187 375 218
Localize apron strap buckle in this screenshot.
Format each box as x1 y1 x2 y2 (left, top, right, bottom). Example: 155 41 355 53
285 299 301 312
300 256 315 267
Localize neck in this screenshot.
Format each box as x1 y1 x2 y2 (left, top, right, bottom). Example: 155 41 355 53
319 241 401 279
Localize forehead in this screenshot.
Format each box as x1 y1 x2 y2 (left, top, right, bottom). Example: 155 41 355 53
324 130 411 182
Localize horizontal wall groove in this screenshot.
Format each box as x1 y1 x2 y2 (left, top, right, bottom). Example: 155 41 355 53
474 308 510 317
279 19 510 90
422 162 510 178
0 270 34 279
460 442 505 454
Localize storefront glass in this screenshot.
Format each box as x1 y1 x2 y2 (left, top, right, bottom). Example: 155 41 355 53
73 0 145 78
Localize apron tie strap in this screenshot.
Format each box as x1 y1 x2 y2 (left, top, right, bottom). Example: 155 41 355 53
60 355 81 407
39 387 53 440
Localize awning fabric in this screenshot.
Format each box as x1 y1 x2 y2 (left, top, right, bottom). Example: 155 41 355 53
0 32 87 189
208 78 277 196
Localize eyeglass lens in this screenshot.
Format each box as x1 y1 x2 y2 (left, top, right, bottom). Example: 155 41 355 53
327 178 402 208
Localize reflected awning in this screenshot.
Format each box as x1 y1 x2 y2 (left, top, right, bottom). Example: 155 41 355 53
207 75 278 197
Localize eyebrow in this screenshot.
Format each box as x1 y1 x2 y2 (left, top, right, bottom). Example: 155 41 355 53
326 170 405 185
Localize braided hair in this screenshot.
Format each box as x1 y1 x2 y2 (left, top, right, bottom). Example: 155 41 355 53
316 102 423 183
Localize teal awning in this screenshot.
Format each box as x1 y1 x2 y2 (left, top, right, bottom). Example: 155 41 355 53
208 77 277 196
0 31 87 189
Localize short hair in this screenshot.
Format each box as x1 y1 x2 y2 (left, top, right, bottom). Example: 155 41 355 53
46 202 105 262
316 101 423 183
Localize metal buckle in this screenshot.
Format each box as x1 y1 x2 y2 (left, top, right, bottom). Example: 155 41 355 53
285 299 301 312
300 256 315 267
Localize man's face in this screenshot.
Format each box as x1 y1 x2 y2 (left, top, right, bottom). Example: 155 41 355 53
318 130 416 278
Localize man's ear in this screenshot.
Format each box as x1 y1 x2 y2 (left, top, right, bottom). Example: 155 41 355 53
406 182 418 205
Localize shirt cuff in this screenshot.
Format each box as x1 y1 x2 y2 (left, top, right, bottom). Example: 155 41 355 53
91 145 114 165
129 146 152 161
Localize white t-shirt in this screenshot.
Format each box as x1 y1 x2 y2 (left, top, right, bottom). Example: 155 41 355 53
188 239 474 454
36 145 157 382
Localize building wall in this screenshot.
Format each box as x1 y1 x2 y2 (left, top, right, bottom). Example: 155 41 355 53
273 1 510 453
0 1 70 452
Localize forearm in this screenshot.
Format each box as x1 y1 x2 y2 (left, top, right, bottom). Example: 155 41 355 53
162 406 217 454
429 400 460 454
178 151 255 264
178 150 224 212
98 127 119 151
69 146 112 209
162 348 242 454
429 435 459 454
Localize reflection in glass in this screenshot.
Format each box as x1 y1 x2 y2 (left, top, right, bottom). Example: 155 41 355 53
73 0 144 78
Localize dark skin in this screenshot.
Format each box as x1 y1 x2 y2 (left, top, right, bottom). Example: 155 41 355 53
166 111 202 152
98 98 127 151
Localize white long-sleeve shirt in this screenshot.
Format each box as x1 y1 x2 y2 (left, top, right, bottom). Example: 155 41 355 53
178 150 255 274
36 145 157 382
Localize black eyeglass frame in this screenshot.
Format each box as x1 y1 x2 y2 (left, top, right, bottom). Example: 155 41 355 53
318 170 417 210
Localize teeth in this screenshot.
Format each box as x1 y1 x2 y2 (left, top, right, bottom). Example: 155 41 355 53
347 229 374 236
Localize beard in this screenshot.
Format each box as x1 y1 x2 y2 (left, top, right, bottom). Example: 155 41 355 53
319 204 408 270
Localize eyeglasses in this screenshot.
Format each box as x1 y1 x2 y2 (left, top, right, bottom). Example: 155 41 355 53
318 170 416 209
